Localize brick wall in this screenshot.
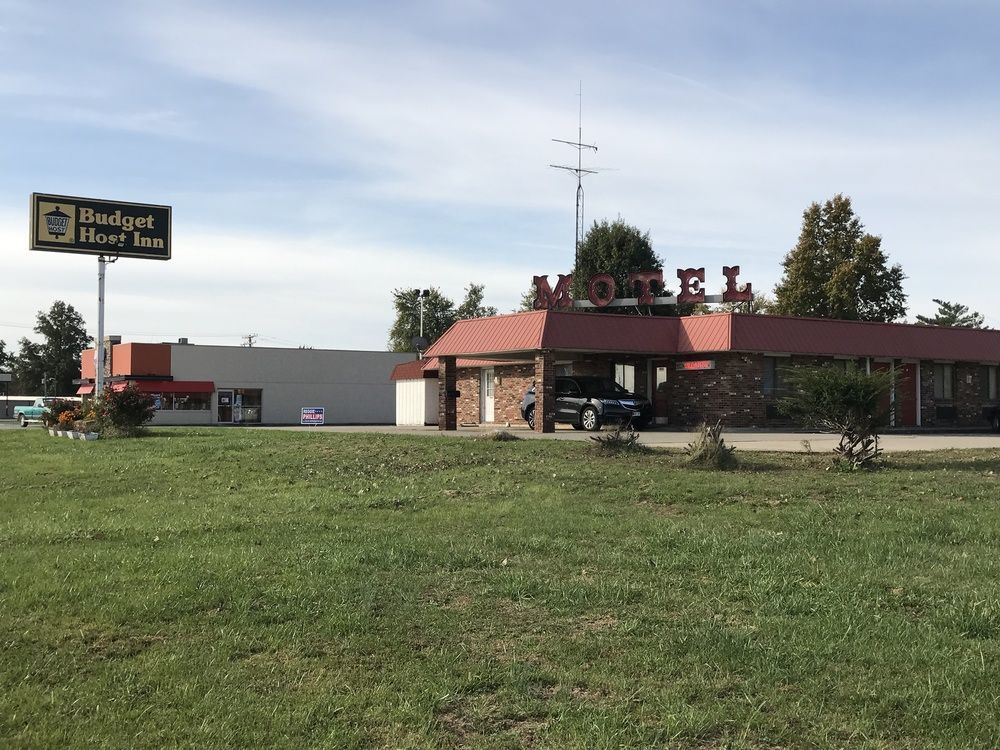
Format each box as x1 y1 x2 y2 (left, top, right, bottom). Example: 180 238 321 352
455 363 535 426
921 362 996 428
453 354 996 430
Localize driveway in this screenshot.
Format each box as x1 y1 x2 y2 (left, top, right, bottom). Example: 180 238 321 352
268 424 1000 453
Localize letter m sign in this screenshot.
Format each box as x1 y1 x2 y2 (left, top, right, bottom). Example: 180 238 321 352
532 274 573 310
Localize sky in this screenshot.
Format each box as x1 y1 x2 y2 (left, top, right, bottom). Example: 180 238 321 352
2 0 999 352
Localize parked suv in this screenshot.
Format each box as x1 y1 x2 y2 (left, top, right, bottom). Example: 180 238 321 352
520 376 653 431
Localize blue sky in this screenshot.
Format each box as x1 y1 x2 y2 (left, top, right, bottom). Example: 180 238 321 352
2 0 999 350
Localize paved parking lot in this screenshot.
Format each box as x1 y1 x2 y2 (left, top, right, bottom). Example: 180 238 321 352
271 424 1000 453
5 419 998 452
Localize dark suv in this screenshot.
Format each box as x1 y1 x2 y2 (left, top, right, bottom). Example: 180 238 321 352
520 376 653 431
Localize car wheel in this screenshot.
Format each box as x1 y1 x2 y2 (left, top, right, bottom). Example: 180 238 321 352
525 405 535 430
581 406 601 432
18 414 28 427
993 412 1000 433
632 418 650 431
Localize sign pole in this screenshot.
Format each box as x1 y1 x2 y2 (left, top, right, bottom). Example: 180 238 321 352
96 255 106 398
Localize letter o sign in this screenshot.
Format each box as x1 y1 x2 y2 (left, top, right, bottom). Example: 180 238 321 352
588 274 616 307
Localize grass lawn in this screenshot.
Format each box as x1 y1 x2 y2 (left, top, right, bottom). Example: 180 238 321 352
2 428 1000 749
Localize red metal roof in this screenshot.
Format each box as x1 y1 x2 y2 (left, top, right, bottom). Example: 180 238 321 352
425 310 679 358
678 314 731 352
426 311 549 358
729 314 1000 361
422 309 1000 363
390 359 433 381
391 356 531 380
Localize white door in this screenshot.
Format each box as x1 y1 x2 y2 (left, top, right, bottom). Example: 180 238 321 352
480 368 495 423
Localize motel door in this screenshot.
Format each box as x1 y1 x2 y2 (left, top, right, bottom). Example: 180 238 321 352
896 362 918 427
217 389 234 424
652 362 670 425
480 368 495 423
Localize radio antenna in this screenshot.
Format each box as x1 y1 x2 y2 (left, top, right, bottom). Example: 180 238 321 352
550 81 598 273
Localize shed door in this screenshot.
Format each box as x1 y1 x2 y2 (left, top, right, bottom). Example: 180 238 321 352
480 368 495 423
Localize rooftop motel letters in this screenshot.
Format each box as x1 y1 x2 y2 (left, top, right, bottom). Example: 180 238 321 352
532 266 753 310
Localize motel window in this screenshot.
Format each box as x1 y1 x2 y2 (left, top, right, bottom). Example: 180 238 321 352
614 364 636 392
982 366 999 401
762 357 786 397
933 364 954 401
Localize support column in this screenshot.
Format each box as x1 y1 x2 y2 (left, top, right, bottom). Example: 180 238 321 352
534 349 556 433
438 356 457 431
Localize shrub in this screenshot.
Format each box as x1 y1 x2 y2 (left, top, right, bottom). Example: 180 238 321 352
685 420 738 469
42 399 81 428
779 365 893 470
591 420 649 455
96 384 156 437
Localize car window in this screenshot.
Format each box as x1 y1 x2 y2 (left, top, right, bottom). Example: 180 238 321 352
556 378 580 395
577 377 628 395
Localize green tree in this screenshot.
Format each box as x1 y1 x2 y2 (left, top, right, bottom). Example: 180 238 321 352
0 339 12 371
387 284 497 353
915 299 986 328
11 339 43 395
773 195 907 322
572 219 662 306
455 283 498 320
13 301 92 395
779 364 894 469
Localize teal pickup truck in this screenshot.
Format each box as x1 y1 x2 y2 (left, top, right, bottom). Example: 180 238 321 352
13 398 63 427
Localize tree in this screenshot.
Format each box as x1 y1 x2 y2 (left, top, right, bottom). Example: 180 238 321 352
572 219 664 311
13 301 92 395
455 283 498 320
12 338 44 395
0 339 12 372
772 195 907 322
779 364 894 469
387 284 497 353
915 299 986 328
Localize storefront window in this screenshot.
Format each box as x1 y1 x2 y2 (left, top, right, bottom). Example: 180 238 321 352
174 393 211 410
233 388 263 423
933 364 954 401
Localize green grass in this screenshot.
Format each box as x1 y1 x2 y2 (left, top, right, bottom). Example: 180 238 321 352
2 428 1000 749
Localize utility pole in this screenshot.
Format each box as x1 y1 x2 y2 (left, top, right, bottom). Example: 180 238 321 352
241 333 258 348
550 82 598 273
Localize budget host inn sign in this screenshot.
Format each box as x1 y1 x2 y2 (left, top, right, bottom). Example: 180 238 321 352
30 193 171 260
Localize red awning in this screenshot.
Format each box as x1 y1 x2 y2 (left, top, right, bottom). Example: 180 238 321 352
110 380 215 393
76 384 95 395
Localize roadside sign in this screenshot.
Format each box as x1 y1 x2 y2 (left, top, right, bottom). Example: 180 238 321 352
0 373 11 382
30 192 172 260
301 407 325 425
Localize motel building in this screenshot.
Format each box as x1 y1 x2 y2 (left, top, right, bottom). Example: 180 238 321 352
78 338 411 426
392 309 1000 433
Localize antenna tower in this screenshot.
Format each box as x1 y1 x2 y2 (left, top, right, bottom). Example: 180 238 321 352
550 82 598 273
